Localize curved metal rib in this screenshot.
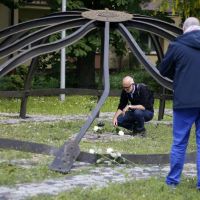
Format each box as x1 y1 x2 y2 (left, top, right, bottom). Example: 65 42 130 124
125 20 177 41
0 18 89 58
49 21 110 173
0 20 97 77
0 138 58 156
118 23 172 90
0 32 27 49
0 14 82 39
133 15 182 35
48 10 87 16
0 138 195 165
75 22 110 143
150 33 164 63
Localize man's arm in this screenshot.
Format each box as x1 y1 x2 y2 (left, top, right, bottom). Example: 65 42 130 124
113 109 123 126
113 90 129 126
113 104 145 127
158 43 176 80
129 105 145 110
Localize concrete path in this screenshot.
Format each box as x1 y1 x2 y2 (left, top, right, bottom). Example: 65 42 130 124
0 111 172 125
0 162 196 200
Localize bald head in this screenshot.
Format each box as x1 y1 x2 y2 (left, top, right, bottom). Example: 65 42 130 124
183 17 200 33
122 76 134 85
122 76 134 92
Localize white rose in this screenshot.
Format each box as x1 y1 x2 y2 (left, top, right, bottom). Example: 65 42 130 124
93 126 99 132
106 148 113 154
116 152 121 157
110 152 117 158
118 130 124 136
89 149 95 154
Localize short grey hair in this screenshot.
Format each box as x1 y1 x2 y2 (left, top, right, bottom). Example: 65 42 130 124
183 17 200 32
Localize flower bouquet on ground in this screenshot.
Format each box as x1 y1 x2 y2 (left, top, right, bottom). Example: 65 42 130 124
89 148 127 165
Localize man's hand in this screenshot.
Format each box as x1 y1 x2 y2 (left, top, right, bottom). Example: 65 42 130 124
113 117 118 126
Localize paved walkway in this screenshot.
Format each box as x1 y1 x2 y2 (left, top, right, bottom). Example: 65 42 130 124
0 161 196 200
0 111 173 125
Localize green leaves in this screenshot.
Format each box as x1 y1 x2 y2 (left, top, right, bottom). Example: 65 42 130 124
0 0 25 9
110 0 128 7
160 0 200 18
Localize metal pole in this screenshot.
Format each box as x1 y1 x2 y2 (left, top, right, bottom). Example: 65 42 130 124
60 0 66 101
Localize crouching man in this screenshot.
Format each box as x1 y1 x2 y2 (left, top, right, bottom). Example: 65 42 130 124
113 76 154 136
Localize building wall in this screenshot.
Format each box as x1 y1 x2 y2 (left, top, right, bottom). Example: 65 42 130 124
19 6 50 22
0 4 11 64
0 4 10 29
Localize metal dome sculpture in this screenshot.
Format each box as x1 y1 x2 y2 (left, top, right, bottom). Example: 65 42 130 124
0 9 194 173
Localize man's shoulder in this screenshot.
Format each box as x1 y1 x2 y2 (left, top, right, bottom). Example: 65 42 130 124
137 83 153 94
136 83 148 89
168 41 180 48
120 89 127 96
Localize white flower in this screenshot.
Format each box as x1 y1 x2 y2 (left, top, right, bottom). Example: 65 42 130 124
106 148 113 154
89 149 95 154
110 152 118 158
118 130 124 136
96 158 103 164
93 126 99 132
116 152 121 157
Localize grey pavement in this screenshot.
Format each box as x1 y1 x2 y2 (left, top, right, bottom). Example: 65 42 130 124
0 162 197 200
0 110 172 125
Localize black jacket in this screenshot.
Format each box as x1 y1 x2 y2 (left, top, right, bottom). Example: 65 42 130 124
118 83 154 112
158 30 200 109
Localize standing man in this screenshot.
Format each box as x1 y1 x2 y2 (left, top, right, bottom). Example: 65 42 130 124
112 76 154 136
158 17 200 189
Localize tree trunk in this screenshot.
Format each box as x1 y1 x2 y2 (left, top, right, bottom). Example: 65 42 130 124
76 52 96 88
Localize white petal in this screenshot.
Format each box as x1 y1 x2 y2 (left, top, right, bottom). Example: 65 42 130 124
110 152 117 158
93 126 99 132
118 130 124 136
106 148 113 154
116 152 121 157
89 149 95 154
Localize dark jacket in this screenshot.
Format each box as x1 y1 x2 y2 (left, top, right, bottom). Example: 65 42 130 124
118 83 154 112
158 30 200 109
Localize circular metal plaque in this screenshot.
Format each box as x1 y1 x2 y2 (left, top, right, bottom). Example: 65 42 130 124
82 9 133 22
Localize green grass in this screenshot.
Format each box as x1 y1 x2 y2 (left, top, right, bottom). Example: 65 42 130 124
0 162 62 185
0 96 172 114
0 119 196 187
0 121 82 147
28 177 199 200
1 120 195 156
1 96 198 199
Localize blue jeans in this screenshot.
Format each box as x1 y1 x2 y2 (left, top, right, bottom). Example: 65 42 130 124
117 109 154 131
166 108 200 188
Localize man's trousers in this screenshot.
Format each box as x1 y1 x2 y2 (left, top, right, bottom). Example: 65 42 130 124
166 108 200 188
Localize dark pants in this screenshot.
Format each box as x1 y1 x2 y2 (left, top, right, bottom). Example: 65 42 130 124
117 109 154 131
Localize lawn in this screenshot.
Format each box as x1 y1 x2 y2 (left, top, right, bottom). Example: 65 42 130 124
0 96 198 199
29 177 199 200
0 96 172 115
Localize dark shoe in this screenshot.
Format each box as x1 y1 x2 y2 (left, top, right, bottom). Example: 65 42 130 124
97 121 105 127
132 128 146 137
